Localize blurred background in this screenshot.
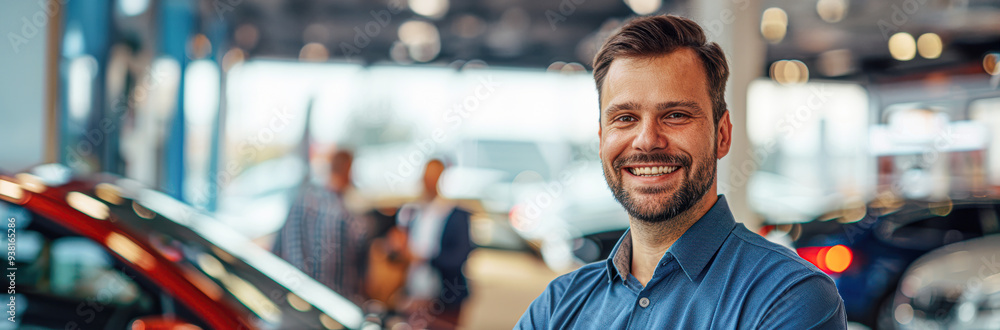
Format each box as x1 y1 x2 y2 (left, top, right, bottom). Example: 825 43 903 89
1 0 1000 329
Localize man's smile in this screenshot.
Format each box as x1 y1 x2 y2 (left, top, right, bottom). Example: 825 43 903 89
623 165 681 177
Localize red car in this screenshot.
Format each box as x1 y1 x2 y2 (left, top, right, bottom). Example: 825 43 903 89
0 166 365 329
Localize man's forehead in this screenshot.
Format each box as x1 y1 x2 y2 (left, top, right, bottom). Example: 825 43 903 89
600 49 710 111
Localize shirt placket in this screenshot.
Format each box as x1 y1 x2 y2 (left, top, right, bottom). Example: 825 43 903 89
625 255 680 329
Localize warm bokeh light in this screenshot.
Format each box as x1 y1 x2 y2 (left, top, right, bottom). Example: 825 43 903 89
546 61 566 72
287 293 312 312
409 0 449 19
985 53 1000 75
234 24 259 49
761 7 788 44
895 303 914 324
929 198 953 216
817 48 853 76
95 183 124 205
888 32 916 61
451 14 486 38
769 59 809 85
398 20 439 47
797 245 853 273
824 245 853 272
15 173 46 193
625 0 662 15
298 42 330 62
0 178 23 201
132 201 156 219
916 33 943 59
222 48 246 71
187 34 212 60
197 253 227 278
398 20 441 62
320 314 343 330
67 191 109 220
816 0 848 23
106 232 156 270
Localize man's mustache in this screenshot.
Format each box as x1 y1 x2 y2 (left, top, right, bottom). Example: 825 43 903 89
612 153 691 172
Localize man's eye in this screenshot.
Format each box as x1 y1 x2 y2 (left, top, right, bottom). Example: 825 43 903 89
616 115 637 122
666 113 688 119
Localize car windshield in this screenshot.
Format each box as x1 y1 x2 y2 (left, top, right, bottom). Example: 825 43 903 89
101 181 363 329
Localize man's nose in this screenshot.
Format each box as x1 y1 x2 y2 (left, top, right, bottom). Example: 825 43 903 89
631 118 667 152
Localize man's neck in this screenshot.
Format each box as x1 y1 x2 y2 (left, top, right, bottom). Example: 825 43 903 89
629 193 718 287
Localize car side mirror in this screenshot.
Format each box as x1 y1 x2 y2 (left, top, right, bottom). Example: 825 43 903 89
129 316 203 330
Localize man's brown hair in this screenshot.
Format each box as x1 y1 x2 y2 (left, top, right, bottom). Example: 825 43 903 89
593 15 730 124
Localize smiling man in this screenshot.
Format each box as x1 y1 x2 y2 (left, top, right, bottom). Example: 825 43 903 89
516 15 847 329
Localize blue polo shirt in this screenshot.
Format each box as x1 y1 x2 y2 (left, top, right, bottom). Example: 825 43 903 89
516 195 846 329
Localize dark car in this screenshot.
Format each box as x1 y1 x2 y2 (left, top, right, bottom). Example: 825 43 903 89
0 167 364 329
762 195 1000 328
886 235 1000 329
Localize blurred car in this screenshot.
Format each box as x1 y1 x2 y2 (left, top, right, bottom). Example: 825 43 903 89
761 196 1000 329
0 165 364 329
508 162 630 272
888 235 1000 329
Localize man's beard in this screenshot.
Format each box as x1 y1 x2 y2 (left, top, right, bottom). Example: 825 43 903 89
603 149 716 223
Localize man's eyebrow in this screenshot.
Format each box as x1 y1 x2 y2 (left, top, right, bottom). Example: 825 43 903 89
603 102 640 119
657 101 703 112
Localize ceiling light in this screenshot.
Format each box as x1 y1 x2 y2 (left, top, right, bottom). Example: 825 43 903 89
888 32 916 61
916 33 942 59
625 0 662 15
409 0 449 19
761 8 789 44
816 0 848 23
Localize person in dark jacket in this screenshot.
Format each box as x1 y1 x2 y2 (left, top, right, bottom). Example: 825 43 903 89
397 159 474 329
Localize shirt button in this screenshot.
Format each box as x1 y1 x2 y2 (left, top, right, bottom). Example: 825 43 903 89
639 297 650 308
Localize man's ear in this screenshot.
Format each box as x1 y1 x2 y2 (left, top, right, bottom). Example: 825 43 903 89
597 126 603 158
716 111 733 159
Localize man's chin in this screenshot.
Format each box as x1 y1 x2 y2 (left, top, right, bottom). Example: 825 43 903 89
621 192 681 221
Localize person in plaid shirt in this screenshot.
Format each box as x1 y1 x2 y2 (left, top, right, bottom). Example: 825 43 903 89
271 150 369 304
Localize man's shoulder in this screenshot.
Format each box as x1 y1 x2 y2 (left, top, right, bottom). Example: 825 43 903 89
546 261 610 295
720 224 843 315
725 223 822 273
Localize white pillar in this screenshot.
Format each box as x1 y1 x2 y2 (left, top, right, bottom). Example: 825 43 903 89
691 0 766 229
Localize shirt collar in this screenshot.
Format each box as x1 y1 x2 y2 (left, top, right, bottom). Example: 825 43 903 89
605 195 738 283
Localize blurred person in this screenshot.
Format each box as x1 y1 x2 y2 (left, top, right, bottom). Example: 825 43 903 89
271 149 369 304
396 159 474 329
517 15 847 329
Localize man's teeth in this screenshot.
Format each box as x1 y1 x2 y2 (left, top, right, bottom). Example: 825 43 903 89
627 166 679 176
